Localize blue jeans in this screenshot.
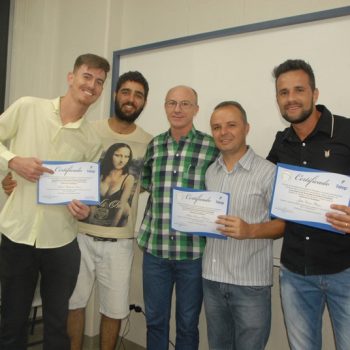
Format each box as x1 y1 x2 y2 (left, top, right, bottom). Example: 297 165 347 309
142 252 203 350
203 278 271 350
280 265 350 350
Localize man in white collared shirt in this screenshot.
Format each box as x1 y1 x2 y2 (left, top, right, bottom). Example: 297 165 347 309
0 53 109 350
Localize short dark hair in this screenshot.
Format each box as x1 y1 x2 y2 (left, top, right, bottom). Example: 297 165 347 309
273 59 316 91
73 53 110 74
214 100 248 123
115 71 149 100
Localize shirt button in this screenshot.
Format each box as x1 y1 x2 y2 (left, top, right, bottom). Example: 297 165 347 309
176 153 179 157
170 236 174 240
303 161 307 165
173 170 177 174
302 142 306 147
306 236 310 240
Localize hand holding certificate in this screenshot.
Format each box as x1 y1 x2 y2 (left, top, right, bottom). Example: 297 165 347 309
270 163 350 234
171 187 229 239
38 161 100 205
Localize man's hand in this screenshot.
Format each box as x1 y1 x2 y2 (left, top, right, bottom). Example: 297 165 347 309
67 199 91 221
216 215 252 239
326 204 350 234
216 215 285 240
8 156 54 182
2 172 17 196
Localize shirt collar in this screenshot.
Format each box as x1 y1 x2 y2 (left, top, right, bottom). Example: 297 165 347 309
165 125 197 142
51 97 86 129
216 146 255 173
313 105 333 137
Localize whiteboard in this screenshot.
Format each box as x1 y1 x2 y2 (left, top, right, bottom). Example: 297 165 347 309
114 10 350 264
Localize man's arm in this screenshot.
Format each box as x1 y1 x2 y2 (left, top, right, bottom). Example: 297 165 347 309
2 164 90 221
216 215 285 239
140 141 153 193
0 98 54 182
2 165 90 220
8 156 53 182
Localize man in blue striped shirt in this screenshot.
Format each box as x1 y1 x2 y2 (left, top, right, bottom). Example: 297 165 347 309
202 101 284 350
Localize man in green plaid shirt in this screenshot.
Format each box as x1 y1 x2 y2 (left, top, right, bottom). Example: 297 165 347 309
137 85 218 350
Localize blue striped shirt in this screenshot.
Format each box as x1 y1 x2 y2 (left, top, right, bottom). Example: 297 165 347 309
202 147 276 286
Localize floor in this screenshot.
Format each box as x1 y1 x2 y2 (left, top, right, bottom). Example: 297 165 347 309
27 322 145 350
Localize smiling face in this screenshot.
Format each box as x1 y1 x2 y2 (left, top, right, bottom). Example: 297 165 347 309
210 105 249 157
276 69 319 124
67 64 106 107
165 86 199 137
114 81 146 123
112 146 131 170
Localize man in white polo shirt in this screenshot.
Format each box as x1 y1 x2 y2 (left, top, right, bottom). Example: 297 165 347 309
0 53 109 350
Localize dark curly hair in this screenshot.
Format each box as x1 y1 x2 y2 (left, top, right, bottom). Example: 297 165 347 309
115 71 149 99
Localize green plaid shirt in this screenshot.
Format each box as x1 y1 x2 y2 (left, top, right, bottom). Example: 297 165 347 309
137 127 219 260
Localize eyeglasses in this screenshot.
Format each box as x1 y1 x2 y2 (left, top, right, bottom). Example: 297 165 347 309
165 100 195 110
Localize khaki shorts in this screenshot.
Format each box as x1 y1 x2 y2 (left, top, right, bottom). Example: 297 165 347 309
69 233 134 319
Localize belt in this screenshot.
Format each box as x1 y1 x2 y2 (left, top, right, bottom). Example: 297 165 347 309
86 234 118 242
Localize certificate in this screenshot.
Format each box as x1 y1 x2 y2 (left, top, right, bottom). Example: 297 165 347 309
270 163 350 234
171 187 229 239
38 161 100 205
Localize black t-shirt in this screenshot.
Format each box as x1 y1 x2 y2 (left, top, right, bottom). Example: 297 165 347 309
267 105 350 275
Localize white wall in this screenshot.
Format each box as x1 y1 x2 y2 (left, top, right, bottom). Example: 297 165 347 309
6 0 350 348
118 14 350 268
119 0 350 47
6 0 124 121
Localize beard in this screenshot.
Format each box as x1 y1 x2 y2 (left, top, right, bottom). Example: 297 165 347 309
281 101 314 124
114 100 144 124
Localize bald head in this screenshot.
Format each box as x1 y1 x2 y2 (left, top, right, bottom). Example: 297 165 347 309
164 85 199 140
165 85 198 105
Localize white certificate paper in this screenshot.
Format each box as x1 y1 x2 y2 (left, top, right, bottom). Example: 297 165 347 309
270 163 350 234
38 161 100 205
171 187 229 239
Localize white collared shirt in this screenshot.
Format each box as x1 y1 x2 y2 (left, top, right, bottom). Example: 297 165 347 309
0 96 102 248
